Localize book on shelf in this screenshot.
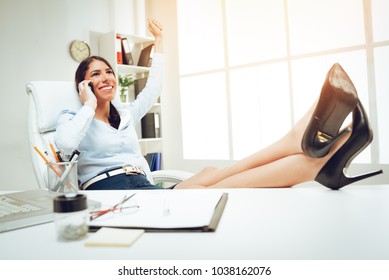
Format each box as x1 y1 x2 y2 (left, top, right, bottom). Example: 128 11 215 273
134 77 160 103
137 44 154 67
141 113 161 138
134 77 147 98
152 153 161 171
116 35 123 64
144 153 161 172
121 37 134 65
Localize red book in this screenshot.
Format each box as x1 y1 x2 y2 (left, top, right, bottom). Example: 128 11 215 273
116 35 122 64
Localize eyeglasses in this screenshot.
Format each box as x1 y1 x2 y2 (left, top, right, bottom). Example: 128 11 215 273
90 193 139 221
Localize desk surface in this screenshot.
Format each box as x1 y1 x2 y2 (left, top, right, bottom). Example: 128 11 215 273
1 183 389 260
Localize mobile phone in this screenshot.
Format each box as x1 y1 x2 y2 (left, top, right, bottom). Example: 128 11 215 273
88 82 95 93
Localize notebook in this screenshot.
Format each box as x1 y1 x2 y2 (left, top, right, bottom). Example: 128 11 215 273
89 191 228 232
0 189 100 233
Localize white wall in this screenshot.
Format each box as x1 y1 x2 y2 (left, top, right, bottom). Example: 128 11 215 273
0 0 143 191
145 0 186 172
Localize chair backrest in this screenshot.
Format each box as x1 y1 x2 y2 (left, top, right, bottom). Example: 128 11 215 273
26 81 82 189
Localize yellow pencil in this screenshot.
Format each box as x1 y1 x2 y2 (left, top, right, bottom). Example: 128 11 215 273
34 145 61 177
49 143 61 163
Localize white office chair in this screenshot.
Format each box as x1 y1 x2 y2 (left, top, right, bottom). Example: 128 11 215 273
26 81 192 190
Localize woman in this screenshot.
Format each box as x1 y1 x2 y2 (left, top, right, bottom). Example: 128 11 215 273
56 19 382 191
55 19 165 190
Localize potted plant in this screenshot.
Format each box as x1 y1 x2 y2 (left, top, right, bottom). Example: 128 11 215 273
118 73 134 103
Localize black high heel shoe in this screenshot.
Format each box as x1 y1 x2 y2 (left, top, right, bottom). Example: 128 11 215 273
315 100 383 190
302 63 359 158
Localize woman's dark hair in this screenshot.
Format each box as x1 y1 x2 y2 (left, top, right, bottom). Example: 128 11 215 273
74 56 121 129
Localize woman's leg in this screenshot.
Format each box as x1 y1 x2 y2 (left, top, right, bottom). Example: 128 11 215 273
175 130 350 189
176 99 318 188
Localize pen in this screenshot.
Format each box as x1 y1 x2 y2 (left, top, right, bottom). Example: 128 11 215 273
56 151 64 162
69 149 80 161
57 149 80 191
49 143 64 172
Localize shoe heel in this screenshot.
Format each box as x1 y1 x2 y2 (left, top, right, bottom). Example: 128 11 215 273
336 169 384 189
317 168 383 190
315 101 383 190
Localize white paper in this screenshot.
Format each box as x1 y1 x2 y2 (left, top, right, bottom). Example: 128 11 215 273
88 190 224 229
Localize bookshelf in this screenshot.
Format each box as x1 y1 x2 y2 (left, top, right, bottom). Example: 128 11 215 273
99 31 162 158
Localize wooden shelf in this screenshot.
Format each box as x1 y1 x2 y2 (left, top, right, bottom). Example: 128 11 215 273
138 138 162 155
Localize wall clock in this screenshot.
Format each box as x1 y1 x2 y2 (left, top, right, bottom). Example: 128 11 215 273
69 40 91 62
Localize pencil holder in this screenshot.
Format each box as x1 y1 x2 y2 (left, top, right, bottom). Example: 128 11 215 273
46 161 79 194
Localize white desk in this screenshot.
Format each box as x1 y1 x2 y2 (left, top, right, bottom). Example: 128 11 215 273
1 183 389 260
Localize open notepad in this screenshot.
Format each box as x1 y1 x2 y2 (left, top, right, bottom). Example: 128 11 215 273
88 190 228 232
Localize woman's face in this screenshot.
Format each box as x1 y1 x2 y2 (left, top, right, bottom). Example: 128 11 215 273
84 59 117 102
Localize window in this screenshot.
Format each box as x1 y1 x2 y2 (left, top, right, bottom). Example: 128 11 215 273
177 0 389 163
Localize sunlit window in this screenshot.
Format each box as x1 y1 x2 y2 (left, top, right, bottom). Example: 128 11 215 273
180 73 229 159
371 0 389 42
226 0 287 66
374 46 389 163
177 0 389 163
230 63 291 159
176 0 224 74
287 0 365 54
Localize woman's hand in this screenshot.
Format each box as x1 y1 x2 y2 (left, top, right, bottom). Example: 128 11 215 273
147 18 164 53
78 80 97 110
147 18 163 38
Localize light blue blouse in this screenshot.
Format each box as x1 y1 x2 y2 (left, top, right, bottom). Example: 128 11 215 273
54 53 164 185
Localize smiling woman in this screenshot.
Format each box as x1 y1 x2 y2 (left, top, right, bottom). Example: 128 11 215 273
54 19 166 191
74 56 119 128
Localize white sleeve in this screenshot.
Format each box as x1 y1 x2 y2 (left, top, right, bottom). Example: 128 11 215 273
54 105 95 155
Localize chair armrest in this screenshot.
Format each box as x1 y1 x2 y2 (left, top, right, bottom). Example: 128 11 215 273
151 170 194 184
